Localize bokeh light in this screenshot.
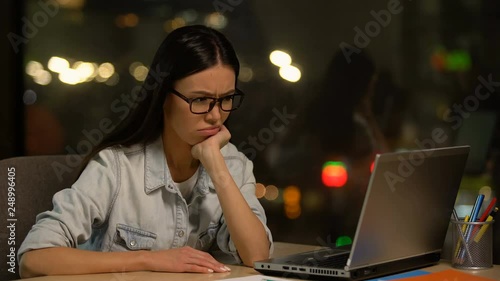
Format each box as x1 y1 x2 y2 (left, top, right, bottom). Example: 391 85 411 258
336 236 353 247
48 56 70 73
264 185 279 200
205 12 227 29
255 183 266 199
479 186 492 201
163 17 186 32
59 69 80 85
269 50 292 67
283 185 301 219
279 65 301 82
283 185 301 205
132 65 149 82
98 62 115 79
284 204 301 219
239 66 254 82
322 161 348 188
33 70 52 85
26 61 44 76
116 13 139 28
23 90 37 105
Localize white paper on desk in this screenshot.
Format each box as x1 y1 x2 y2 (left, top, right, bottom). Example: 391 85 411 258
218 274 290 281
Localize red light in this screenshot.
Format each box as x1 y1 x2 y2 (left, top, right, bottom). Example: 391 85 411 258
322 161 348 188
370 161 375 173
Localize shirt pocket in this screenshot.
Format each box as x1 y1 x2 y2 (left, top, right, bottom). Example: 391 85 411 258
110 223 157 251
196 222 220 251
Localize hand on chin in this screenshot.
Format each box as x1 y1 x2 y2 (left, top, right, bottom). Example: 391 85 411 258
191 125 231 161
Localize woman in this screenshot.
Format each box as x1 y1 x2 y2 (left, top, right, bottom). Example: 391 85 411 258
18 25 273 277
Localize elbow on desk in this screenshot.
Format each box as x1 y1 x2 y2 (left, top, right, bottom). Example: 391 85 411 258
19 251 40 279
241 248 270 267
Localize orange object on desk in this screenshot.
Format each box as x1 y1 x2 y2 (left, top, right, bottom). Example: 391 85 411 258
396 269 496 281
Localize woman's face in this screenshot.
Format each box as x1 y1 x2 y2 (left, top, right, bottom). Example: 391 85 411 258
164 64 235 146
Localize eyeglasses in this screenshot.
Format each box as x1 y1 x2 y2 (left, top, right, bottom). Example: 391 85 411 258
170 88 245 114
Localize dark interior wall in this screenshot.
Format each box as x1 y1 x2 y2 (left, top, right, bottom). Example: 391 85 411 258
0 0 24 159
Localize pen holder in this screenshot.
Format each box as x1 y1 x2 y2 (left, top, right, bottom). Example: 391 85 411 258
451 219 494 269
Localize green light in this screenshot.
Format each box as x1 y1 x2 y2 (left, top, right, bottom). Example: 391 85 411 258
323 161 345 169
445 50 471 71
336 235 353 247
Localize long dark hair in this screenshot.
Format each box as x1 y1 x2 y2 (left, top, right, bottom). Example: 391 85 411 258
80 25 240 170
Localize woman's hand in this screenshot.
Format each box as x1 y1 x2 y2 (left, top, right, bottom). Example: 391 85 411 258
191 125 231 162
147 246 231 273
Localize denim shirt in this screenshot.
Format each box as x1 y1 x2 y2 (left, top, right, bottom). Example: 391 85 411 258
18 137 273 264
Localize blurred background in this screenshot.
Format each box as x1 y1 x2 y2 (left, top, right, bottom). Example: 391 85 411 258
1 0 500 260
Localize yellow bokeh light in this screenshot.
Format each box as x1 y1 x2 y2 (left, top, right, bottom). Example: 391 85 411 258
133 65 149 82
124 13 139 27
75 62 95 82
163 18 186 33
95 75 108 83
285 205 301 219
59 69 80 85
33 70 52 85
479 186 492 201
205 12 227 29
269 50 292 67
279 65 301 82
283 185 301 205
129 62 143 75
98 63 115 79
264 185 279 201
239 66 254 82
48 57 70 73
26 61 44 77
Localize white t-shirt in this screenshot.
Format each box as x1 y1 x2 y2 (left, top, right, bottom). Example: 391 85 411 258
173 168 199 201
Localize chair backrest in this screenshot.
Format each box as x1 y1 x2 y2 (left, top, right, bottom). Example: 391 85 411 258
0 155 81 280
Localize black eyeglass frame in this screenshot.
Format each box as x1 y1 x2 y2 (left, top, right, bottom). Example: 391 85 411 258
170 88 245 114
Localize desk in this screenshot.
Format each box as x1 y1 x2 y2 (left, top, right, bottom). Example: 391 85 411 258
15 242 500 281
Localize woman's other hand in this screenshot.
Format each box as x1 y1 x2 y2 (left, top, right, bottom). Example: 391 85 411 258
147 246 231 273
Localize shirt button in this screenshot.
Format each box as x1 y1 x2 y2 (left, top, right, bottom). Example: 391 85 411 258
130 239 136 247
178 230 185 237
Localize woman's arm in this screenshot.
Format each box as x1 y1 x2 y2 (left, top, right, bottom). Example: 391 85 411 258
20 246 229 278
192 126 271 266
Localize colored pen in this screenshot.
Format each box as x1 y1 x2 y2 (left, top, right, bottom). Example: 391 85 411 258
473 207 497 243
452 209 474 264
470 197 497 237
458 194 485 262
454 214 469 259
478 197 497 222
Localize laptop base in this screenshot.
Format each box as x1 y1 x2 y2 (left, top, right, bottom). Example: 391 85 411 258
255 252 441 280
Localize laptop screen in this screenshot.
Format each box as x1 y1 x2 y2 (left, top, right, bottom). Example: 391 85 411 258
347 146 469 269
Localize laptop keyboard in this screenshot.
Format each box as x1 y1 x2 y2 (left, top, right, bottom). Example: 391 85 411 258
287 253 349 268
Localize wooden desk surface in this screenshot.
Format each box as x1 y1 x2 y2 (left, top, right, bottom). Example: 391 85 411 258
16 242 500 280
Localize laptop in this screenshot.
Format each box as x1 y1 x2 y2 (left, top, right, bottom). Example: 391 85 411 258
255 146 470 280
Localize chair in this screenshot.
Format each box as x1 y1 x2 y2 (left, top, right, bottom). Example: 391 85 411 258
0 155 81 280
